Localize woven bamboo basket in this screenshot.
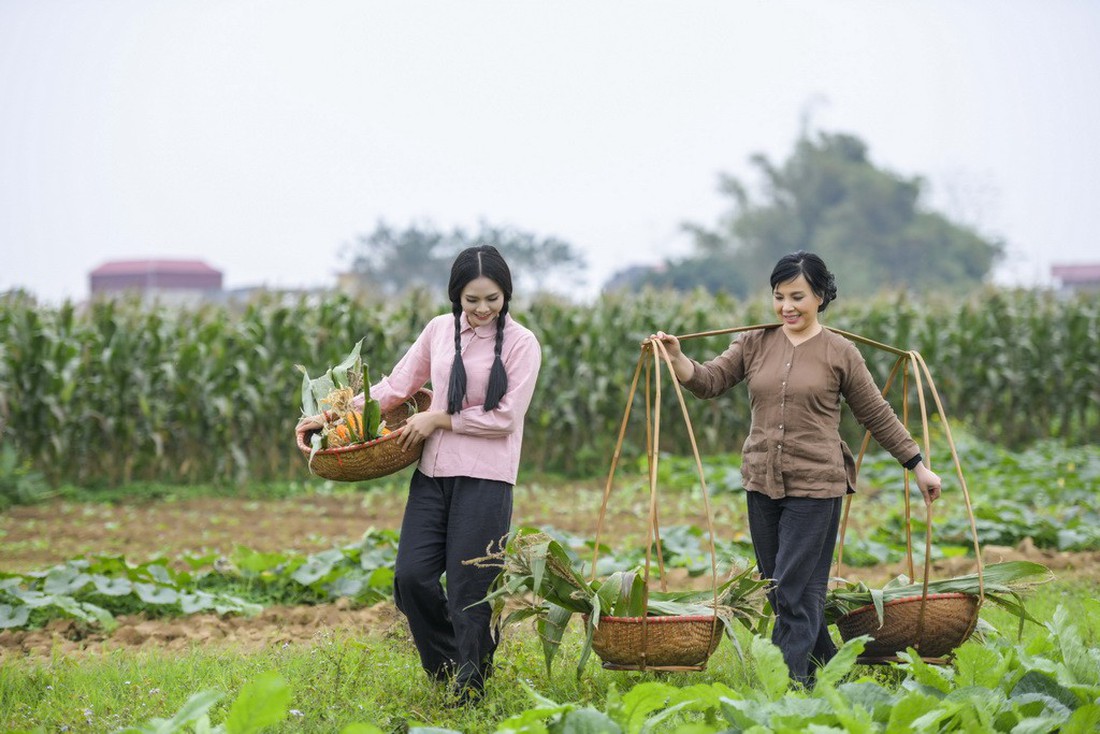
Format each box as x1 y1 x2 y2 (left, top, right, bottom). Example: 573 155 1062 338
836 593 980 659
297 389 432 481
587 614 724 670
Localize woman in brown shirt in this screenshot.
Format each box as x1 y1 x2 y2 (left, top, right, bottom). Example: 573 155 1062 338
650 250 941 688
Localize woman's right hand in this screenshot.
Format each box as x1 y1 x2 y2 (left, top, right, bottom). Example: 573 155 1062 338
646 331 683 359
295 413 324 444
646 331 694 383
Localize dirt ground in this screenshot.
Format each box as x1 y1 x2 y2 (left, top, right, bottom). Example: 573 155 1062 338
2 486 1097 661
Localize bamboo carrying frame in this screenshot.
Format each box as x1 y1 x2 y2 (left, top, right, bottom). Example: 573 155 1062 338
829 332 985 664
588 337 724 672
592 324 987 669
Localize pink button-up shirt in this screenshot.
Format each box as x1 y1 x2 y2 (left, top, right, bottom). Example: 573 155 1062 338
366 312 541 485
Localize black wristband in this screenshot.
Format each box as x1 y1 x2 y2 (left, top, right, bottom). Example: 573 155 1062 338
903 453 923 471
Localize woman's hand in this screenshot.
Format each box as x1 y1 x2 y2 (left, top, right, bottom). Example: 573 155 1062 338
396 410 450 451
646 331 694 383
914 462 942 504
295 413 324 444
646 330 682 358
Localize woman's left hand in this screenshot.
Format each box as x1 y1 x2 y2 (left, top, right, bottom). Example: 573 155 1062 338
914 463 942 504
396 411 448 451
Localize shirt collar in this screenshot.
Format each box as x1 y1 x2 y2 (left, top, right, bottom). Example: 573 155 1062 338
459 312 507 336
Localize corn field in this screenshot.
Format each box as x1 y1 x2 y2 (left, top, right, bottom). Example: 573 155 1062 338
1 288 1097 486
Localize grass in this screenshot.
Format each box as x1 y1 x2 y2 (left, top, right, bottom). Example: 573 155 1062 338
2 578 1097 733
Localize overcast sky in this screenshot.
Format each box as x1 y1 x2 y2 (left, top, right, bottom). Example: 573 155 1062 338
2 1 1098 303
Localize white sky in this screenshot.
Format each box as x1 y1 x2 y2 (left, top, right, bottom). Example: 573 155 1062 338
2 1 1099 303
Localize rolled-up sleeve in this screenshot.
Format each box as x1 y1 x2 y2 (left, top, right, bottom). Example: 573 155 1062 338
450 332 541 437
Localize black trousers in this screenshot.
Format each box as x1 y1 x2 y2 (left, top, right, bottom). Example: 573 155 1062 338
393 470 513 691
746 491 842 685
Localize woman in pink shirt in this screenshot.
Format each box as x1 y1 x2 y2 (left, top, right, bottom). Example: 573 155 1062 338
297 245 541 705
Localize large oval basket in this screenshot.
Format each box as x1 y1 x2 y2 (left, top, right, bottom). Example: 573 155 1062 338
836 592 980 659
587 614 724 671
297 389 433 482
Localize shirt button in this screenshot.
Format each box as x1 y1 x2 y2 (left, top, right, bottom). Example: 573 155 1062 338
779 425 784 430
786 363 791 368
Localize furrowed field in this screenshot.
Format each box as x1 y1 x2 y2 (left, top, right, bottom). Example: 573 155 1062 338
1 289 1099 732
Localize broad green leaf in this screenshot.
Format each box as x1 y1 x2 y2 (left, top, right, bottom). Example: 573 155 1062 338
182 552 219 571
1049 605 1100 686
291 557 335 586
594 572 623 617
814 636 865 691
92 574 133 597
537 603 573 675
325 574 365 599
622 571 647 618
78 600 117 630
179 592 217 614
953 640 1009 689
144 564 174 585
133 583 179 605
340 725 385 734
10 589 53 608
898 649 953 693
749 634 790 701
1063 703 1100 734
552 708 623 734
1011 670 1079 713
43 566 91 595
834 682 897 723
0 603 30 629
886 691 947 734
614 681 677 734
233 547 287 574
719 697 768 730
224 672 291 734
159 690 224 734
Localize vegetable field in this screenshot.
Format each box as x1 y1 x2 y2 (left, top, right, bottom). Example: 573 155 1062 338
3 436 1100 732
1 288 1099 731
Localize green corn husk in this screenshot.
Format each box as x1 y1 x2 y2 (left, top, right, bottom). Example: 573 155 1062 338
464 527 770 676
824 560 1055 632
297 339 386 466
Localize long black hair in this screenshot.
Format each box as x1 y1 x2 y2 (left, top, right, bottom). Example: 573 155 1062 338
769 250 838 312
446 245 513 414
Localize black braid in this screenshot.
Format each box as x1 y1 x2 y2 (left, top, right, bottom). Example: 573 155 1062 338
447 305 467 414
484 302 509 410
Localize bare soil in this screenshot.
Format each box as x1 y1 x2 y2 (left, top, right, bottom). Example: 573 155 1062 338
2 486 1097 661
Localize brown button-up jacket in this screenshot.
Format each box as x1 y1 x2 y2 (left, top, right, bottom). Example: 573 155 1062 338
682 326 919 499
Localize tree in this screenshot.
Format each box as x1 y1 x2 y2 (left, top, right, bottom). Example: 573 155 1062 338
344 220 586 298
608 129 1003 298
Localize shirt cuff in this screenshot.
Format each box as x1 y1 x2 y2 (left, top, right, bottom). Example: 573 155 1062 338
903 453 923 471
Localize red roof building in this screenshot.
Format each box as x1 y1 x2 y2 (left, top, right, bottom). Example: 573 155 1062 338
89 259 223 303
1051 263 1100 295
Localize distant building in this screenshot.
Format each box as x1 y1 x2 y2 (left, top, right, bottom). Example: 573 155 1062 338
89 259 223 305
1051 263 1100 296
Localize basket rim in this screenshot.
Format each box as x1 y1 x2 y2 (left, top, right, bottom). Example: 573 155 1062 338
839 592 977 620
585 614 721 624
